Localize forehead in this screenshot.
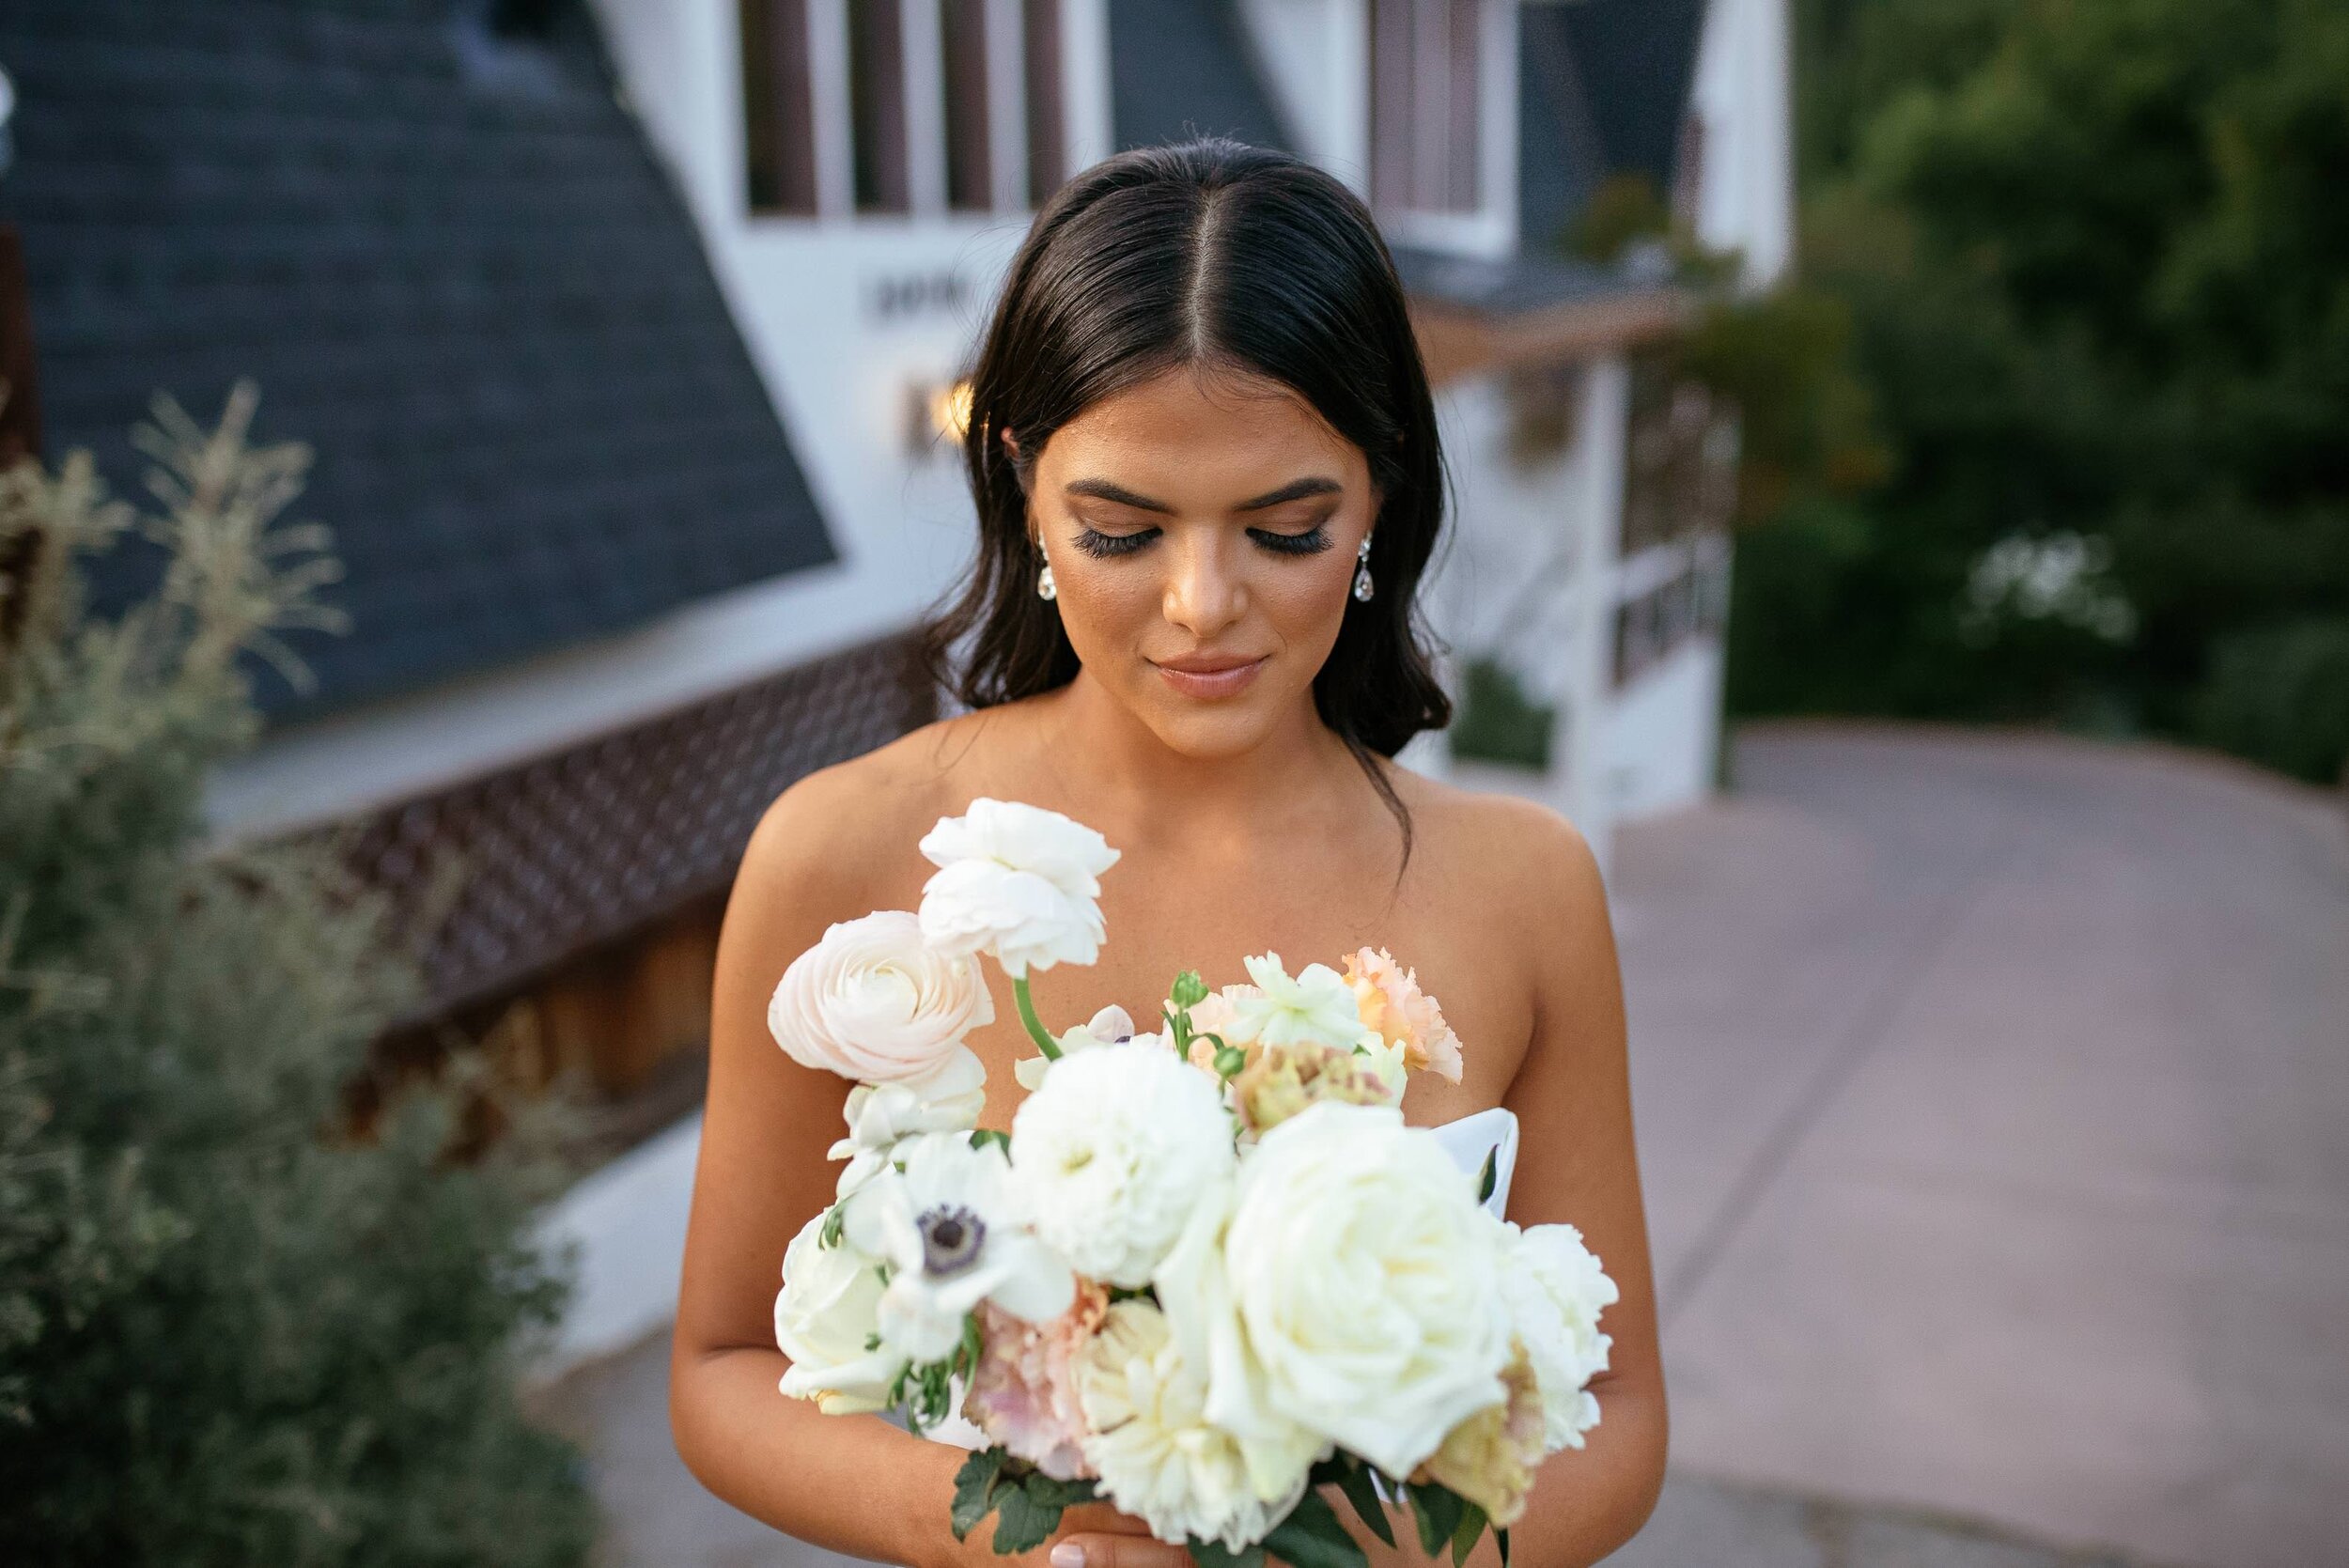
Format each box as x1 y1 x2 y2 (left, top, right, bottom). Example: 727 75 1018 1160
1042 363 1365 491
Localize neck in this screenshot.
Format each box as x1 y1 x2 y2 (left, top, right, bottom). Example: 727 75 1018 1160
1036 667 1360 846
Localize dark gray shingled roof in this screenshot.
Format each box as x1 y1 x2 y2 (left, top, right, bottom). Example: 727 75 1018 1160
0 0 836 726
1519 0 1709 256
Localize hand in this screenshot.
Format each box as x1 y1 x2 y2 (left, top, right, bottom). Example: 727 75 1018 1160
1045 1500 1190 1568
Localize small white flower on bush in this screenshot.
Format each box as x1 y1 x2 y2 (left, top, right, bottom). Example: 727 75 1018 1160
774 1211 904 1414
844 1132 1074 1363
769 910 993 1082
1009 1041 1236 1288
1167 1101 1513 1480
918 799 1120 978
1495 1219 1619 1451
829 1045 988 1202
1224 953 1365 1051
1074 1299 1311 1550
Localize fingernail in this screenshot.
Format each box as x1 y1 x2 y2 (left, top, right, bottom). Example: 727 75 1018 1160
1050 1545 1084 1568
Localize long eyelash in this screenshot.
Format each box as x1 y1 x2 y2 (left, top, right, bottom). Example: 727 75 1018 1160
1073 526 1159 559
1250 524 1332 556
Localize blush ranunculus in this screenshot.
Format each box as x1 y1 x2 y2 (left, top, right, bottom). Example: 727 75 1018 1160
917 799 1120 979
768 910 993 1083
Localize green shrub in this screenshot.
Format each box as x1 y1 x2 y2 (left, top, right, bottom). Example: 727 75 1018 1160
2188 618 2349 785
0 386 596 1567
1447 658 1555 770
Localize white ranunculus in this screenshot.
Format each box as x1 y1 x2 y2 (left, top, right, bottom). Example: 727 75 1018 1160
829 1045 988 1202
1009 1041 1236 1288
917 799 1120 979
1074 1300 1312 1551
1225 953 1365 1050
770 910 994 1083
774 1211 906 1415
1496 1219 1619 1452
844 1131 1074 1364
1213 1101 1513 1478
1014 1002 1135 1093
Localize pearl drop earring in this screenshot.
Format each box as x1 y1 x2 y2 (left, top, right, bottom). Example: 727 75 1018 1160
1352 534 1375 602
1036 559 1057 601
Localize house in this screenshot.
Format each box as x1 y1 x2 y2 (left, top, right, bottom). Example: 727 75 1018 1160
0 0 1787 1369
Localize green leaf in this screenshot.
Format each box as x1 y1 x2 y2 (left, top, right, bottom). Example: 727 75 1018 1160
1408 1483 1466 1560
1476 1146 1498 1204
818 1201 847 1248
990 1472 1076 1556
1449 1501 1487 1567
1331 1461 1396 1549
1189 1541 1267 1568
1496 1528 1511 1567
949 1449 1007 1543
968 1127 1012 1156
1263 1488 1370 1568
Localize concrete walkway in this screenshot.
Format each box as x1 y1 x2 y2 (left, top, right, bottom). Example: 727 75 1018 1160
538 724 2349 1568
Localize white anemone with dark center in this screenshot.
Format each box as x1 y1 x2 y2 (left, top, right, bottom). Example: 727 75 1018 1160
844 1130 1075 1364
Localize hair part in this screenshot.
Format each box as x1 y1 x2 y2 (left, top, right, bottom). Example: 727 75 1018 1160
921 136 1453 867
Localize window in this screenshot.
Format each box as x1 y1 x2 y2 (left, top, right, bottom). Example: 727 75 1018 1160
739 0 1065 219
1368 0 1484 217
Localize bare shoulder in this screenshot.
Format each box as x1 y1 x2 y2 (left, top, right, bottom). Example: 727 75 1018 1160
1390 765 1607 914
735 709 999 925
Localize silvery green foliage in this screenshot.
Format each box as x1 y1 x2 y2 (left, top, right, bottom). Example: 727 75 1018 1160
0 385 595 1566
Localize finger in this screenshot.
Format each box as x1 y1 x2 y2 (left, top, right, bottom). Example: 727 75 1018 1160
1049 1529 1193 1568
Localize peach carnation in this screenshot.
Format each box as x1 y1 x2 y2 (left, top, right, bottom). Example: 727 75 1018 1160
1343 947 1464 1083
963 1281 1111 1481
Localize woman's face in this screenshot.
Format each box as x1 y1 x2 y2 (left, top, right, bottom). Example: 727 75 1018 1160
1015 363 1379 760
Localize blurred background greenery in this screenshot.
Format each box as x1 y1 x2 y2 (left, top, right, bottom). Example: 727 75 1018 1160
1571 0 2349 787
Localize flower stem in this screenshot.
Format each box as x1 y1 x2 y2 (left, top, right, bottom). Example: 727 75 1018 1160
1013 975 1061 1060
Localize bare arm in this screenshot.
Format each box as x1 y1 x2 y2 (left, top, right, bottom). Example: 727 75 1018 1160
669 770 1150 1568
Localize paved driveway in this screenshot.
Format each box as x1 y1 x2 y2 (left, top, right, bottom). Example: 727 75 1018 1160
540 724 2349 1568
1617 724 2349 1568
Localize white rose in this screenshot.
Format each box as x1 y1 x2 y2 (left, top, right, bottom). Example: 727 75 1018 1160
770 910 993 1083
1496 1219 1619 1452
1225 953 1364 1050
918 799 1120 978
1216 1101 1513 1478
1014 1002 1135 1093
774 1211 906 1415
1074 1300 1311 1551
1150 1176 1328 1503
829 1045 988 1202
1010 1042 1236 1288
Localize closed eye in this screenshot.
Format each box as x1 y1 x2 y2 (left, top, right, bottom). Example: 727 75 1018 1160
1249 523 1332 555
1073 526 1158 559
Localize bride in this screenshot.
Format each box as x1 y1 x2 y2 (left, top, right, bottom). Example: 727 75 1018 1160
669 137 1665 1568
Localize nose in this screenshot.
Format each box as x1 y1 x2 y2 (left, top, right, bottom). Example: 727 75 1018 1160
1161 530 1246 639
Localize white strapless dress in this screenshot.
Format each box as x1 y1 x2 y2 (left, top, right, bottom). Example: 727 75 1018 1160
921 1107 1521 1451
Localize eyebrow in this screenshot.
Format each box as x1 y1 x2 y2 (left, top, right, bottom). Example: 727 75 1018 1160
1062 475 1343 514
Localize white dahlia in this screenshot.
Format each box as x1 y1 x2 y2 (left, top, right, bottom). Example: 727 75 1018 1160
1009 1041 1235 1288
1495 1219 1619 1451
1074 1300 1309 1551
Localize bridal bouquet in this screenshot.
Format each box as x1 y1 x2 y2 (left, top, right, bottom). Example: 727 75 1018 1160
768 799 1618 1568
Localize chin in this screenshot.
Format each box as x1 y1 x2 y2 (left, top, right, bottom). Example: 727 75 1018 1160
1129 691 1288 759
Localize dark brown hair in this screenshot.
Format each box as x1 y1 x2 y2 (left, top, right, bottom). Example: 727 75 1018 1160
923 136 1453 858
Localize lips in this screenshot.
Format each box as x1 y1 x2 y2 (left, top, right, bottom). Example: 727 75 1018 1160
1150 653 1268 700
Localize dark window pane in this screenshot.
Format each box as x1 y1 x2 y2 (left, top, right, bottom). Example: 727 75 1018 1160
1023 0 1065 206
941 0 991 210
740 0 817 214
850 0 910 213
